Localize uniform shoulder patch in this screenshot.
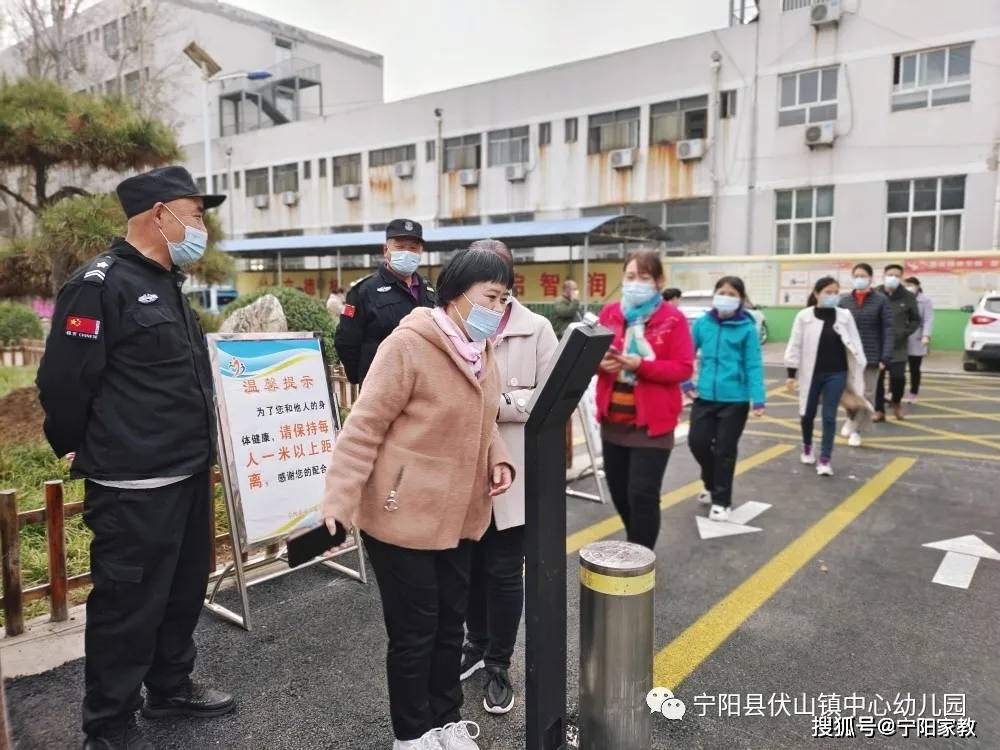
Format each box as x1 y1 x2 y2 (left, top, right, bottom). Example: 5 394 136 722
342 304 356 318
65 314 101 340
350 273 373 289
82 255 116 286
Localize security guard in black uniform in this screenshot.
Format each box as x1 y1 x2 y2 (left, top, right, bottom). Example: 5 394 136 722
334 218 436 384
36 167 234 750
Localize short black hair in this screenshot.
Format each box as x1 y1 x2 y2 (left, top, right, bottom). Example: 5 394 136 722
884 263 904 273
662 287 682 302
852 262 874 276
435 247 515 307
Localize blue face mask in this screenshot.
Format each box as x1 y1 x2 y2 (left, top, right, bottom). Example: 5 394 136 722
460 293 504 342
819 293 840 308
713 294 741 314
883 275 901 290
389 250 421 276
159 205 207 266
621 281 658 309
852 276 871 291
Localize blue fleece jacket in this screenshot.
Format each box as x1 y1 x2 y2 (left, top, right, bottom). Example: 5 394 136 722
688 310 766 407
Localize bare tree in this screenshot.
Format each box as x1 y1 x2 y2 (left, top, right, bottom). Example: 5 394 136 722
4 0 87 84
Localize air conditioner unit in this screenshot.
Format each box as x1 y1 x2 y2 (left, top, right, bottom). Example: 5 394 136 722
810 0 841 27
677 138 705 161
394 161 415 179
805 121 836 148
342 184 361 200
252 194 270 209
458 168 479 187
609 148 635 170
505 164 527 182
281 190 299 206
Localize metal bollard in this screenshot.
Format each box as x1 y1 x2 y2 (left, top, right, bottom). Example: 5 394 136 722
578 540 656 750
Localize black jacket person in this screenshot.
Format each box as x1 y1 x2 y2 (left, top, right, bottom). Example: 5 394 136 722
334 218 436 384
873 263 921 417
36 166 234 750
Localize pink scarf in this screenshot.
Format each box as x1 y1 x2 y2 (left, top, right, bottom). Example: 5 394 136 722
431 306 485 378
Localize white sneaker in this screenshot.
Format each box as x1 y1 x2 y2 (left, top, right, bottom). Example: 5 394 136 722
708 504 729 522
840 420 856 438
800 447 816 465
395 734 442 750
816 461 833 477
434 721 481 750
697 489 712 506
848 432 862 448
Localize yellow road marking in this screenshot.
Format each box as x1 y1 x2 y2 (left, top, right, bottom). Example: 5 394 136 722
894 413 1000 421
859 433 1000 442
890 417 1000 453
565 443 794 555
860 441 1000 463
919 385 1000 402
915 396 997 403
653 457 915 690
917 400 1000 424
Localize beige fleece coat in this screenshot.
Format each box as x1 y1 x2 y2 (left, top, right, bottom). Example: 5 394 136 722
322 307 513 550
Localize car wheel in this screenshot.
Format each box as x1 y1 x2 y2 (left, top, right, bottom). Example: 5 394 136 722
759 321 769 346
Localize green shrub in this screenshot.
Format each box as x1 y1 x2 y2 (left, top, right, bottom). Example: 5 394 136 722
224 287 337 364
0 302 43 346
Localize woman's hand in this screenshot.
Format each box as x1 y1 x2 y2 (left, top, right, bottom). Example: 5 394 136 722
599 355 623 374
785 378 797 392
489 463 514 497
921 336 930 347
615 353 642 372
322 516 355 556
753 406 766 418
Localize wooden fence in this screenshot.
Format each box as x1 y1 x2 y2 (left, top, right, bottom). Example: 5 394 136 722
0 339 45 368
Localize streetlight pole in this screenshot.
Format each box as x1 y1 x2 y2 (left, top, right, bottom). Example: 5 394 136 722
201 69 213 193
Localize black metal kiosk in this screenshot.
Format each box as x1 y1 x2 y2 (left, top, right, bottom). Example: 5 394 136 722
524 318 613 750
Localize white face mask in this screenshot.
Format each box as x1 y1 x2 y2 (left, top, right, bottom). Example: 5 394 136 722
883 275 901 290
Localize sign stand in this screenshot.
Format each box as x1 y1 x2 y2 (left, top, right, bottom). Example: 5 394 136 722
566 381 607 505
203 332 367 631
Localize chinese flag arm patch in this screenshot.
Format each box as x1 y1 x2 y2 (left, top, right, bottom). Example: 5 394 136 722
342 304 356 318
65 314 101 340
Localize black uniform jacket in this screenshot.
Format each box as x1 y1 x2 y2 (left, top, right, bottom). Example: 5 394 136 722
333 263 436 384
36 239 217 480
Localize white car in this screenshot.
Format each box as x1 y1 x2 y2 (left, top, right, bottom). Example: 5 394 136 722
675 290 769 345
962 290 1000 372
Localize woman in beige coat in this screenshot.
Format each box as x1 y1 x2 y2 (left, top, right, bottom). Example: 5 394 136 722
457 241 559 717
321 247 515 750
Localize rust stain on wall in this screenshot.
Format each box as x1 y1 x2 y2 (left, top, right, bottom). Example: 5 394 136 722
368 165 416 216
587 152 634 207
445 170 478 219
646 143 694 200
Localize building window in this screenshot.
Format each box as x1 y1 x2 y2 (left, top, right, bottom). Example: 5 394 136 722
565 117 578 143
487 126 530 166
333 154 361 186
369 144 416 167
104 78 120 96
886 176 964 251
274 36 293 62
587 107 640 154
775 186 834 254
438 216 481 227
318 158 327 179
234 171 241 190
778 66 838 126
892 43 971 112
489 212 535 223
302 161 311 180
195 177 206 193
425 140 436 162
443 134 481 172
272 163 298 193
331 224 364 233
212 174 228 192
124 70 141 101
650 96 708 143
720 89 738 119
539 122 551 146
245 167 269 197
665 199 710 247
368 222 388 232
102 21 119 58
121 11 139 48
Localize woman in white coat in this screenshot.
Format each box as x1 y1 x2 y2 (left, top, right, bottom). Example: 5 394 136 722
784 276 868 476
459 240 559 716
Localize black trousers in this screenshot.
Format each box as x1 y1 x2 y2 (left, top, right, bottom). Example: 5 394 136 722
908 355 924 395
363 532 473 741
687 399 750 509
82 472 211 735
465 517 525 670
601 441 672 549
875 361 906 411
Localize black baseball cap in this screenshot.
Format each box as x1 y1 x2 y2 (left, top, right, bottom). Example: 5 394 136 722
386 218 423 242
116 165 226 219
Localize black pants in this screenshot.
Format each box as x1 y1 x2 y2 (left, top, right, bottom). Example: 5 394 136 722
601 441 672 549
908 355 924 395
875 361 906 411
687 399 750 508
82 472 211 735
465 517 525 670
363 532 473 741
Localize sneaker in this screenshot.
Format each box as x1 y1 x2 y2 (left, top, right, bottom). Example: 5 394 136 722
433 721 481 750
893 403 905 420
848 432 862 448
840 419 856 438
395 735 441 750
872 411 886 423
82 718 153 750
800 445 816 465
696 489 712 506
816 460 833 477
708 504 729 522
483 666 515 714
459 643 485 681
142 680 234 719
905 393 918 404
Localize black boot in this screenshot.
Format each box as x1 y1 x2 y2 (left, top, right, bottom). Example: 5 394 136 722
82 717 153 750
142 680 235 719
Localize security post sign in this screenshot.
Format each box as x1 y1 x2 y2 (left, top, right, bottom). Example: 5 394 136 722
208 332 338 549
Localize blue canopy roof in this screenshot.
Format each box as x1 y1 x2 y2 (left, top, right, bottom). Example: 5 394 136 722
218 214 665 256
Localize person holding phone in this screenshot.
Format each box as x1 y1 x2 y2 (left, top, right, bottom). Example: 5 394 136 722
594 250 694 550
320 247 515 750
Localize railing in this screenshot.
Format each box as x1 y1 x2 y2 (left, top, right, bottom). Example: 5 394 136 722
1 339 45 367
329 365 359 411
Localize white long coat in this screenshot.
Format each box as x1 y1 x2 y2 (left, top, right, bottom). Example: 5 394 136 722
784 307 869 416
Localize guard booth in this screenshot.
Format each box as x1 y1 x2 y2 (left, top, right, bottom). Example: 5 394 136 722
523 318 613 750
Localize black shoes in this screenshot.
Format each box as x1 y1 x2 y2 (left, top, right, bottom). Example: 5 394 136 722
142 680 235 719
459 643 485 681
82 717 153 750
483 666 515 715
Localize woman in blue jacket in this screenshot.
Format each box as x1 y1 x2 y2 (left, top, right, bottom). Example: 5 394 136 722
685 276 766 522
